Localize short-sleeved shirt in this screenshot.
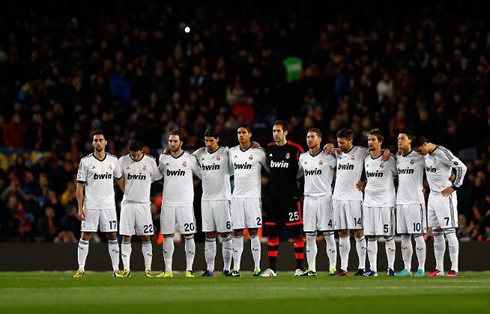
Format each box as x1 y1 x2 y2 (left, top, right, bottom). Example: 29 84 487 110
298 151 336 197
229 146 267 198
193 146 232 201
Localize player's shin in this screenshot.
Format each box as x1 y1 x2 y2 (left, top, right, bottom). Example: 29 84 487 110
445 229 459 272
355 235 366 270
414 234 426 272
385 236 396 271
250 233 261 270
141 241 153 271
108 239 120 272
433 231 445 272
204 237 217 272
121 241 132 271
77 239 89 271
339 236 351 271
401 234 413 271
184 235 196 272
163 235 174 272
367 237 378 272
324 231 337 270
221 235 233 271
306 232 318 272
232 234 244 271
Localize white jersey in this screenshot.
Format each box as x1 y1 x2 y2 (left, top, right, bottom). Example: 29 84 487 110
193 146 232 201
229 146 267 198
77 153 118 210
424 146 467 193
115 154 162 204
298 151 336 197
396 150 425 205
332 146 369 201
363 154 397 207
158 151 201 206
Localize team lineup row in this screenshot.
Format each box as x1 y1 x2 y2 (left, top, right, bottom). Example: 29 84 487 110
73 121 467 279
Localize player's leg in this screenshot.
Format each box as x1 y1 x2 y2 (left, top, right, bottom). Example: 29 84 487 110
287 199 305 275
333 200 351 276
179 206 197 277
363 206 377 276
220 232 233 275
246 198 262 275
249 228 261 275
264 199 280 274
303 196 318 275
321 195 337 275
427 193 446 276
351 201 366 275
217 201 233 275
119 204 136 275
365 236 378 276
75 231 92 277
158 205 176 277
101 208 120 276
140 235 153 276
121 235 132 274
135 204 155 276
414 234 426 276
382 207 396 276
396 204 412 276
445 194 459 276
202 200 217 276
230 197 246 276
353 229 366 275
304 231 318 274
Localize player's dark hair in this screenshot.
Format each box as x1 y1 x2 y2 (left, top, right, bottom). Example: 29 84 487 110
308 128 322 138
367 128 384 142
273 120 288 131
237 123 251 132
204 128 219 139
169 129 182 140
336 128 353 140
128 140 144 151
398 129 414 140
92 129 105 139
412 135 428 148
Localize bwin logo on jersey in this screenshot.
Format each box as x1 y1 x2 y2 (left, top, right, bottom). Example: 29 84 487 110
202 163 220 171
366 170 383 178
305 168 322 176
338 163 354 170
398 167 414 175
270 160 289 168
94 172 112 180
234 163 252 170
425 166 437 173
167 169 185 176
127 173 147 180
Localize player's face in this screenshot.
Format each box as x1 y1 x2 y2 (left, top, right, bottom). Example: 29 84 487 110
168 135 182 152
272 125 287 142
306 132 321 149
92 135 107 152
129 150 143 161
397 133 411 151
237 127 251 143
337 137 353 152
367 134 382 151
204 136 219 151
414 144 429 155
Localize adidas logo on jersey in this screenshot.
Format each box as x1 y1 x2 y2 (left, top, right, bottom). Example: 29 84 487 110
201 163 220 171
338 163 354 170
127 173 147 180
305 168 322 176
270 160 289 168
366 170 383 178
398 167 414 174
234 163 252 170
94 172 112 180
426 166 437 173
166 169 185 176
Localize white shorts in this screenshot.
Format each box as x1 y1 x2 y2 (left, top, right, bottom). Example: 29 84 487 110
81 208 117 233
428 192 458 229
396 203 427 234
303 195 334 232
120 203 154 236
332 199 363 230
230 197 262 229
363 206 395 236
160 205 196 235
202 200 232 233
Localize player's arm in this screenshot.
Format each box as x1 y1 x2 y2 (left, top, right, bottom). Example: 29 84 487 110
114 158 124 191
76 182 85 220
190 155 202 180
150 158 163 183
439 149 467 195
116 176 125 192
297 155 304 179
258 148 270 173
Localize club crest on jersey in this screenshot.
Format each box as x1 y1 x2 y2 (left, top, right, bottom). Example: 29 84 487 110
143 165 147 171
249 155 253 160
217 155 221 161
351 155 355 160
410 159 415 165
182 161 187 167
319 160 324 165
286 152 290 159
108 164 113 170
380 162 384 168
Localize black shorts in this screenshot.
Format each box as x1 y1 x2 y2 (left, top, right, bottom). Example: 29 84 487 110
265 198 303 227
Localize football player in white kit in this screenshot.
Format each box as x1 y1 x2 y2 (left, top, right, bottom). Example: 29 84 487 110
413 136 467 277
115 140 162 277
74 130 123 278
362 129 397 277
326 129 390 276
193 128 234 277
297 128 337 276
157 130 202 278
395 130 427 277
229 124 269 277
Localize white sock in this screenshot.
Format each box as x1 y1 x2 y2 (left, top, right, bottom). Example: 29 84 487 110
222 235 233 271
339 236 350 271
414 235 426 271
121 241 132 271
445 230 459 272
385 236 395 270
355 236 366 270
401 235 412 271
232 235 244 271
205 237 217 272
324 231 337 270
306 232 318 272
108 239 120 272
250 234 261 270
184 236 196 272
433 232 445 272
163 236 174 272
367 237 378 272
141 241 153 271
77 239 89 271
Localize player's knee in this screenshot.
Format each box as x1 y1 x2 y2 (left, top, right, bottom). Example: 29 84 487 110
353 230 363 238
184 234 194 240
401 234 411 241
323 231 334 237
220 232 232 239
306 231 317 238
206 232 218 239
163 234 174 238
249 228 259 236
443 228 456 236
384 236 394 242
106 232 118 240
81 232 92 241
233 229 244 236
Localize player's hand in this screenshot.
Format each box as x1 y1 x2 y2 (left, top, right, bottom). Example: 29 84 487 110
78 208 86 221
396 149 402 155
163 148 170 155
251 141 261 149
449 173 455 183
382 149 391 161
324 143 334 154
356 180 366 191
442 186 455 197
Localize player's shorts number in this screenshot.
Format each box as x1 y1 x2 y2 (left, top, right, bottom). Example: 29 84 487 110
143 224 153 234
289 212 299 221
226 221 231 230
354 217 361 226
256 217 262 226
383 224 389 233
413 223 421 232
328 219 333 228
184 223 195 232
109 220 116 229
444 217 450 226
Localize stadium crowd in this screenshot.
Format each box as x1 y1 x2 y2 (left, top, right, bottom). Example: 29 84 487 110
0 1 488 242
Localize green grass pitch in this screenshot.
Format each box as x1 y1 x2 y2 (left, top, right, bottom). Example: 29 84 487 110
0 272 488 314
